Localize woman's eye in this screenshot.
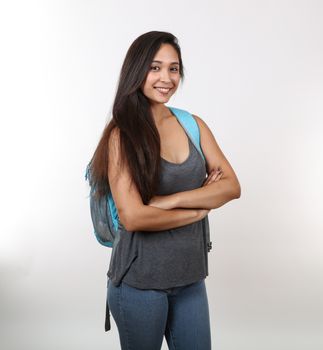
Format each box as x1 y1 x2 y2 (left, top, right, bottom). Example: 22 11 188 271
150 66 179 72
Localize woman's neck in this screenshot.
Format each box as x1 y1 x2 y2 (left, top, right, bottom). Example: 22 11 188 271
150 103 172 125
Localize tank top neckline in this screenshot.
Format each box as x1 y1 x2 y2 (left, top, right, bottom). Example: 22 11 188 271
160 137 193 166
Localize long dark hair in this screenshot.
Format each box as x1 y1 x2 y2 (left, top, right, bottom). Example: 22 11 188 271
89 31 185 204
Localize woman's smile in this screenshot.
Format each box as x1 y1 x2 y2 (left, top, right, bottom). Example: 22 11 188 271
154 87 172 95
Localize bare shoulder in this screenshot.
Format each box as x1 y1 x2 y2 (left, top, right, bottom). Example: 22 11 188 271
191 113 217 144
192 114 207 128
191 113 216 138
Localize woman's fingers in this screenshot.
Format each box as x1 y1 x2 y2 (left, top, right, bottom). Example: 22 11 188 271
203 170 216 186
212 170 223 181
203 168 223 186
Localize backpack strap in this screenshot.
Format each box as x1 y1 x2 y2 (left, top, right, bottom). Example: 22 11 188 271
167 106 205 162
107 192 120 232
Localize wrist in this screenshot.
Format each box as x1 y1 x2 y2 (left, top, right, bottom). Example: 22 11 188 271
171 192 181 209
195 209 204 220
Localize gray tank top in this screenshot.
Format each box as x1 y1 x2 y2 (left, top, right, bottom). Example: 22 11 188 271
107 134 209 290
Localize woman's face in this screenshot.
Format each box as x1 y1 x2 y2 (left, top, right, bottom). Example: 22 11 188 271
141 43 181 105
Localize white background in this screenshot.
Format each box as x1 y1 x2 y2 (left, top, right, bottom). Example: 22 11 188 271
1 1 322 349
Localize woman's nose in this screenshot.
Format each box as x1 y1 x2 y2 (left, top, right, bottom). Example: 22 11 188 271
160 69 171 82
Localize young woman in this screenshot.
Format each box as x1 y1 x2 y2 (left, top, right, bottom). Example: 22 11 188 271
89 31 241 350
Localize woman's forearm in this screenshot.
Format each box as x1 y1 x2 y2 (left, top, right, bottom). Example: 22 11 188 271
122 205 207 232
172 178 241 210
148 169 240 211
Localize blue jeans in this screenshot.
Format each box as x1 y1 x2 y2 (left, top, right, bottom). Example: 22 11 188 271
107 278 211 350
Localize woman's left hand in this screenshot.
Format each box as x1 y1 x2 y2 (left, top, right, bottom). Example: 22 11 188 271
202 168 223 186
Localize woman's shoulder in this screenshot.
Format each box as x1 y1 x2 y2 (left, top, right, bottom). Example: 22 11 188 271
190 112 209 131
191 113 203 123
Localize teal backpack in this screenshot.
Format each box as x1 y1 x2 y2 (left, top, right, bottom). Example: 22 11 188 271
85 106 212 253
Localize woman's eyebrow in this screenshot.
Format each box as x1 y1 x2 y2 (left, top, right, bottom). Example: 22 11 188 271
152 60 180 65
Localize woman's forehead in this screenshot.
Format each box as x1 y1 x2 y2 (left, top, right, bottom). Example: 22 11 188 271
152 45 179 64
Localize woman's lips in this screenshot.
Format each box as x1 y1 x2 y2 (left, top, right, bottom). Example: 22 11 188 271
154 87 172 94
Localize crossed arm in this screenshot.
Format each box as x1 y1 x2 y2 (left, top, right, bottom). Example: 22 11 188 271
108 115 241 232
148 115 241 211
148 167 231 210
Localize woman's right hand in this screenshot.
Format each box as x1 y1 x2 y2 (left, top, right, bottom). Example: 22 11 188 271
196 208 211 220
